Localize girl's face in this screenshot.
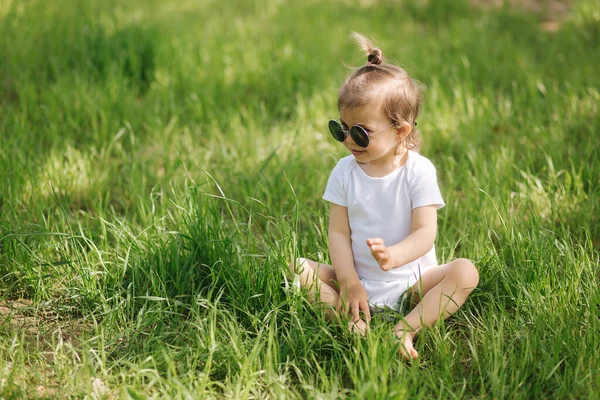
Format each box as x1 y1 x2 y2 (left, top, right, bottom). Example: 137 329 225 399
338 103 402 165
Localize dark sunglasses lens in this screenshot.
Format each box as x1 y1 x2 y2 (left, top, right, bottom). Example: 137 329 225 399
328 120 346 142
351 126 369 147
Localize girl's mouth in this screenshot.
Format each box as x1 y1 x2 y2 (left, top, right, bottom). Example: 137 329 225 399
351 149 366 156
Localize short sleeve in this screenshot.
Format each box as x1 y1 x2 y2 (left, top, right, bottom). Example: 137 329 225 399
322 158 348 207
410 157 445 210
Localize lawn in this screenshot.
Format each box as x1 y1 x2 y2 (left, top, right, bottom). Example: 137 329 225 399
1 0 599 398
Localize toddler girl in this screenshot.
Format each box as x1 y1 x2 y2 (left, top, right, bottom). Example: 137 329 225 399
289 33 479 360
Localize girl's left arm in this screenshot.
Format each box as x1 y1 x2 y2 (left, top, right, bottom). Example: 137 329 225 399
385 205 437 268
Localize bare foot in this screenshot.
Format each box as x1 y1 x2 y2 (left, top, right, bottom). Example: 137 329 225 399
393 325 419 360
348 319 368 336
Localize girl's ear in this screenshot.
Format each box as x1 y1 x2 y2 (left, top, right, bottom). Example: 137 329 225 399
396 121 412 142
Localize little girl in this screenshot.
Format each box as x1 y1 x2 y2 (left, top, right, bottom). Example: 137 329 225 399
289 33 479 360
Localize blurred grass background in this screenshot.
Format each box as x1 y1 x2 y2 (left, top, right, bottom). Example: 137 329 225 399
1 0 599 398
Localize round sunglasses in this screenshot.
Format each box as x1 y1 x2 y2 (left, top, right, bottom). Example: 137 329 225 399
328 120 395 148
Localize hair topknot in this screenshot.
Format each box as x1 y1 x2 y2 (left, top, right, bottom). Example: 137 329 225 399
351 32 383 65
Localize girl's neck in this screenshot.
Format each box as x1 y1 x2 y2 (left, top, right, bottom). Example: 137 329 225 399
359 146 409 178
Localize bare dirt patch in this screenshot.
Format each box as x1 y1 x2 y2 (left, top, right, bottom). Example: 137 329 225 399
0 298 35 330
471 0 572 31
1 298 93 397
0 298 89 357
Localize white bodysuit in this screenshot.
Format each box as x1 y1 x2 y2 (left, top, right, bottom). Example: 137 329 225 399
323 150 445 309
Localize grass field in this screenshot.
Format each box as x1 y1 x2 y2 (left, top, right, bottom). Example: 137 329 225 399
1 0 599 398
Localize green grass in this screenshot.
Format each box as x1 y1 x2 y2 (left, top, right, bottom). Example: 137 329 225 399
1 0 599 398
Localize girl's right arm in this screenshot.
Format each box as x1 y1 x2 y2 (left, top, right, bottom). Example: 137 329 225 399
329 203 371 323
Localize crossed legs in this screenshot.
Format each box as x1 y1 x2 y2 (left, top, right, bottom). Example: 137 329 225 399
288 257 479 359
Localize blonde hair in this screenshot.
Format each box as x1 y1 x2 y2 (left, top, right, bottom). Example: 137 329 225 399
338 32 423 151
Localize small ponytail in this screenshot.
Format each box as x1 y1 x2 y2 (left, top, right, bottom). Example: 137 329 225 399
351 32 383 65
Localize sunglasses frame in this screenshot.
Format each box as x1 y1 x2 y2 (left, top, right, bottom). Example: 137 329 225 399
328 119 395 148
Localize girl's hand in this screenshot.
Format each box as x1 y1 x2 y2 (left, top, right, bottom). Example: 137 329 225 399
367 238 395 271
337 279 371 324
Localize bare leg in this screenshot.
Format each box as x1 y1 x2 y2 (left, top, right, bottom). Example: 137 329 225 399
289 258 339 319
288 258 368 335
393 258 479 360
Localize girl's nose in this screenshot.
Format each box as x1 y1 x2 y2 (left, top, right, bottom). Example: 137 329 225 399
344 133 355 146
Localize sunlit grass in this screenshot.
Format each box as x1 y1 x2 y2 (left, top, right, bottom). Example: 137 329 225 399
1 0 599 398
